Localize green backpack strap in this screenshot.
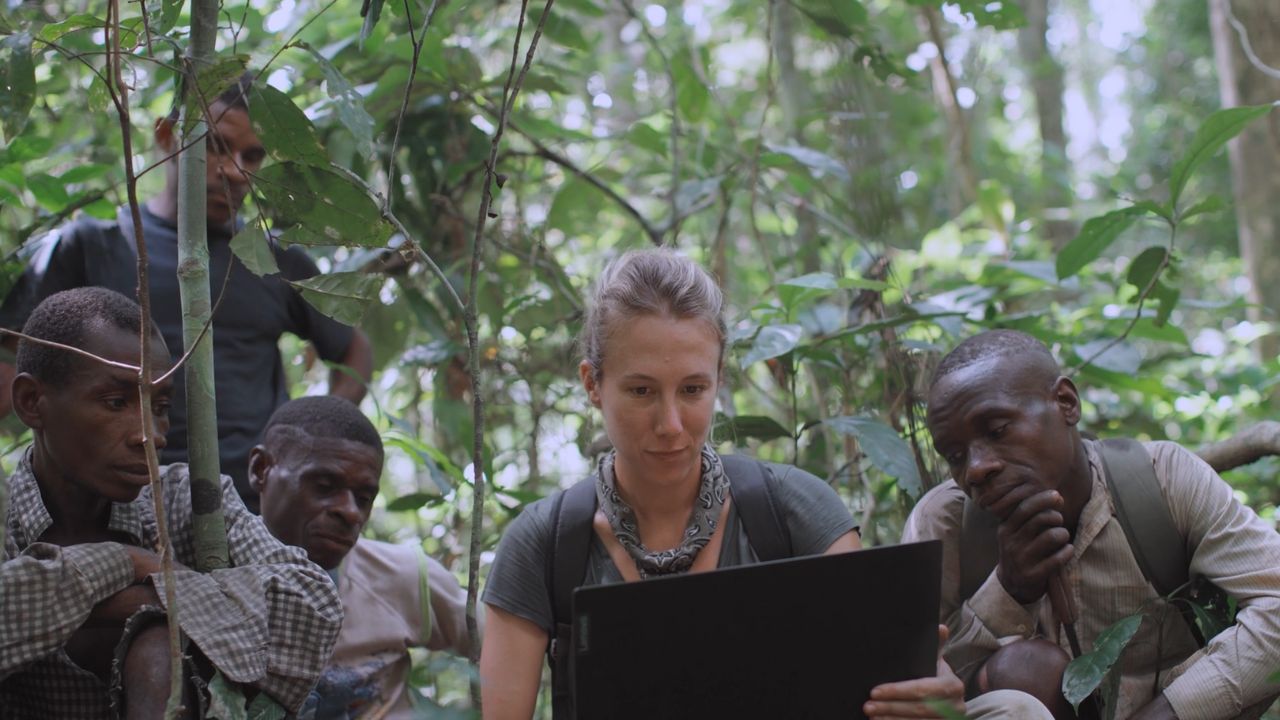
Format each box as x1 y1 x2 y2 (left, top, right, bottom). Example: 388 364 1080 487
1096 438 1189 598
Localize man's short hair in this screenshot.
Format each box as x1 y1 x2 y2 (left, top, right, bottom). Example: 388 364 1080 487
17 287 154 387
262 396 382 456
931 329 1060 389
168 71 253 122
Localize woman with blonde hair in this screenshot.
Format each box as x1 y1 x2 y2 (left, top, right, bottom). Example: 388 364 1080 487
479 248 1050 719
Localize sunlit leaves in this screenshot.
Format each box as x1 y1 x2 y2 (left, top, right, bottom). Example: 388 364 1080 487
228 227 280 276
1169 104 1274 210
249 85 328 166
289 271 381 325
739 324 803 368
298 43 376 158
252 162 394 247
1055 206 1155 280
0 33 35 142
823 416 922 498
1062 614 1143 711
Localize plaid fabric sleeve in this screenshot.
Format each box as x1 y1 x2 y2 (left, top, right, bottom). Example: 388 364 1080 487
0 541 134 680
150 474 343 713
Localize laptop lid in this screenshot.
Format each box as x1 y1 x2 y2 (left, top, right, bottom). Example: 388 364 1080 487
570 540 942 720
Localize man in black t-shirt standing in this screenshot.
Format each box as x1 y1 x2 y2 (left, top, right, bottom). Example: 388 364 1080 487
0 75 373 511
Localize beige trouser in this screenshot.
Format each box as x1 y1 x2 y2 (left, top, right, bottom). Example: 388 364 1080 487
965 689 1055 719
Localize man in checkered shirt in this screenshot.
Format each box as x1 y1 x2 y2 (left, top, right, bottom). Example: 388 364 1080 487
0 287 343 718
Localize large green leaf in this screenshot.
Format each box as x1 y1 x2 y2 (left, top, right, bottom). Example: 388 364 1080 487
715 414 793 442
1055 206 1154 280
26 173 68 211
290 272 381 325
1169 104 1274 210
245 693 285 720
206 670 248 720
298 43 376 158
823 416 922 497
249 85 328 166
150 0 183 35
739 323 803 368
793 0 868 37
1074 339 1142 375
672 53 709 123
229 227 281 276
183 55 251 133
36 15 104 42
1062 614 1143 711
764 143 850 182
0 33 35 142
253 162 394 247
779 272 840 314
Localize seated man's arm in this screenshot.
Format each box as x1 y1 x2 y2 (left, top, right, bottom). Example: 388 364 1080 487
144 473 343 714
901 483 1042 687
418 551 475 656
0 541 142 679
1147 442 1280 718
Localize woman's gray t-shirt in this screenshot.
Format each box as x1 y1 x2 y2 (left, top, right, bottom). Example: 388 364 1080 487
482 461 857 634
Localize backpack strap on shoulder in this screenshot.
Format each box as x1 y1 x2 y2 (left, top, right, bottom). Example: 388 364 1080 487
547 478 597 719
722 454 792 562
1097 438 1188 598
960 495 1000 601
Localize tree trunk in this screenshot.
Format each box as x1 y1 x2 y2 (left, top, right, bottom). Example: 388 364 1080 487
1208 0 1280 360
1017 0 1074 248
919 6 979 213
179 0 229 571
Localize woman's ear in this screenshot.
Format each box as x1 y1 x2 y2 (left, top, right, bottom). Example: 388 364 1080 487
11 373 45 431
579 360 601 408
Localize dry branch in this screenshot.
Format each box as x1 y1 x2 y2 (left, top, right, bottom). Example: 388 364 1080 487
1197 421 1280 473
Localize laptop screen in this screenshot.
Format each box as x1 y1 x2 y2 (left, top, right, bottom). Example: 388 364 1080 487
570 540 942 720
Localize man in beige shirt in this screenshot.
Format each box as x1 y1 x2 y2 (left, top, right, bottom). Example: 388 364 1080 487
250 396 473 719
904 329 1280 720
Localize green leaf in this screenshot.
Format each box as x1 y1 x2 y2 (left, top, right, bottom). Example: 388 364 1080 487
739 324 803 368
1180 194 1229 222
823 416 922 497
1126 246 1168 291
360 0 386 48
764 143 850 182
150 0 183 35
779 272 839 313
625 122 668 157
253 162 394 247
1062 614 1143 710
290 271 381 325
298 43 377 158
674 176 723 218
531 4 591 52
249 85 328 166
245 693 286 720
36 15 103 42
672 53 709 123
793 0 867 36
385 491 444 512
1055 206 1154 280
26 173 68 211
0 33 36 142
183 55 250 133
206 670 248 720
59 164 111 184
1151 282 1180 327
716 414 793 442
229 227 281 276
1170 104 1274 210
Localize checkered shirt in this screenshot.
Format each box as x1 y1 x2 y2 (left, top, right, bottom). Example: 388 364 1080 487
1 454 343 718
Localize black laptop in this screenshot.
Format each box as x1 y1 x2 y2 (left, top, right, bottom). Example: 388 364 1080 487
570 539 942 720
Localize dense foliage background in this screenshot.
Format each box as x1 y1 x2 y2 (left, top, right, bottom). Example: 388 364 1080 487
2 0 1278 714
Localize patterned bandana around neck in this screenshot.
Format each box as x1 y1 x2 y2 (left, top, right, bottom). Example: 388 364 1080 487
595 445 730 578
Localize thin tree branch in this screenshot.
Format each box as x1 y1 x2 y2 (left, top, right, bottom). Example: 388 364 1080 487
104 0 185 714
17 189 110 245
1222 0 1280 79
1197 421 1280 472
462 0 556 704
1071 223 1176 375
385 0 447 212
0 328 139 371
747 0 779 279
619 0 679 244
